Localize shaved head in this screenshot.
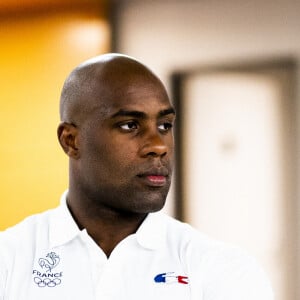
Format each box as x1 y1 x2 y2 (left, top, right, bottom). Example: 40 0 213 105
59 53 166 126
57 53 174 220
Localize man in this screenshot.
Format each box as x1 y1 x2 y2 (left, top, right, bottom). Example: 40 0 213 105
0 54 273 299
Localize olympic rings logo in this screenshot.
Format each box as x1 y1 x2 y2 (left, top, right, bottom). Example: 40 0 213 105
34 277 61 288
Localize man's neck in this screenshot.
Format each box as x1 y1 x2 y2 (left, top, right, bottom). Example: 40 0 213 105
66 192 147 257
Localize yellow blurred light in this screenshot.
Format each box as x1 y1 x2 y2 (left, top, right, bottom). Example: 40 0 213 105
0 11 110 230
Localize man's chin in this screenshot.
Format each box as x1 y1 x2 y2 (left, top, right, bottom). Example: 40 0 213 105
131 191 168 214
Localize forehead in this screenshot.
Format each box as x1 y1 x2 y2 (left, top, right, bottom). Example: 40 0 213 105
96 75 172 118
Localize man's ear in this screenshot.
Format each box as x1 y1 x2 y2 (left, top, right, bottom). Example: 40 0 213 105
57 122 80 159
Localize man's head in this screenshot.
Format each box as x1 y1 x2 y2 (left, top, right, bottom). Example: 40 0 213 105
57 53 175 215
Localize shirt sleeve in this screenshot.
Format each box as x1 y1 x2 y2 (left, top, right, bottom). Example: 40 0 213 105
205 253 273 299
190 244 274 300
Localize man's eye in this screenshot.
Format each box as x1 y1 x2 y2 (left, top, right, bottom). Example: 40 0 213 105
119 122 138 131
158 122 173 132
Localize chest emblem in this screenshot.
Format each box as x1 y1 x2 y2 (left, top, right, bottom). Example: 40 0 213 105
32 252 63 288
154 272 189 284
39 252 60 272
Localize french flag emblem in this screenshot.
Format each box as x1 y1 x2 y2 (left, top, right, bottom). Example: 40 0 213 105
154 272 189 284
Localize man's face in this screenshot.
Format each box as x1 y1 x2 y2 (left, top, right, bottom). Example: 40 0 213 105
75 76 175 214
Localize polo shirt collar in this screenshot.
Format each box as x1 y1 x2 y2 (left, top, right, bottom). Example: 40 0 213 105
49 191 81 249
49 191 167 250
135 211 167 250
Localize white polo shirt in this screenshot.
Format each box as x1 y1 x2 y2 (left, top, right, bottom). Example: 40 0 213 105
0 193 273 300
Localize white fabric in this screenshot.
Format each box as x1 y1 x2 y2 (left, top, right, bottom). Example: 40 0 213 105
0 192 273 300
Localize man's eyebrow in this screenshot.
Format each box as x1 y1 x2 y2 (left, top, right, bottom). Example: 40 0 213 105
111 110 147 119
111 107 175 119
159 108 176 117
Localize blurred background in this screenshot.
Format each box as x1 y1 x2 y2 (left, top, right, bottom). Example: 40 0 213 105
0 0 299 299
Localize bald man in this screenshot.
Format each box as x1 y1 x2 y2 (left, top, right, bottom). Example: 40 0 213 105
0 54 273 299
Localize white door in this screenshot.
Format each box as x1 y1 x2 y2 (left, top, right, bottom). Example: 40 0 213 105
180 66 296 300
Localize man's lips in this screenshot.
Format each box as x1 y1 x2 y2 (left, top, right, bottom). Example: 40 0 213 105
146 175 167 185
137 175 167 187
137 168 169 187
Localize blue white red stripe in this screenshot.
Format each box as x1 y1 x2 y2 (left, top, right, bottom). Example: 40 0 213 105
154 272 189 284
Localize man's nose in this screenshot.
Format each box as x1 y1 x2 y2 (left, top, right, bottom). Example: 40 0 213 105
139 132 168 158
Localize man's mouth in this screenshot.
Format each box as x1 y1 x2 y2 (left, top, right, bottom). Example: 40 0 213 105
145 175 167 186
137 168 169 187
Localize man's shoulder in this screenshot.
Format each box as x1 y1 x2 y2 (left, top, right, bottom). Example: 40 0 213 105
0 208 55 256
164 213 261 266
162 214 273 298
163 213 226 251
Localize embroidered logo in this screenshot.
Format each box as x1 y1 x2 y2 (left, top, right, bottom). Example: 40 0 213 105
32 252 63 288
39 252 60 272
154 272 189 284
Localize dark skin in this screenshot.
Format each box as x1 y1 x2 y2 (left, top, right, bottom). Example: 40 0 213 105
57 54 175 257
